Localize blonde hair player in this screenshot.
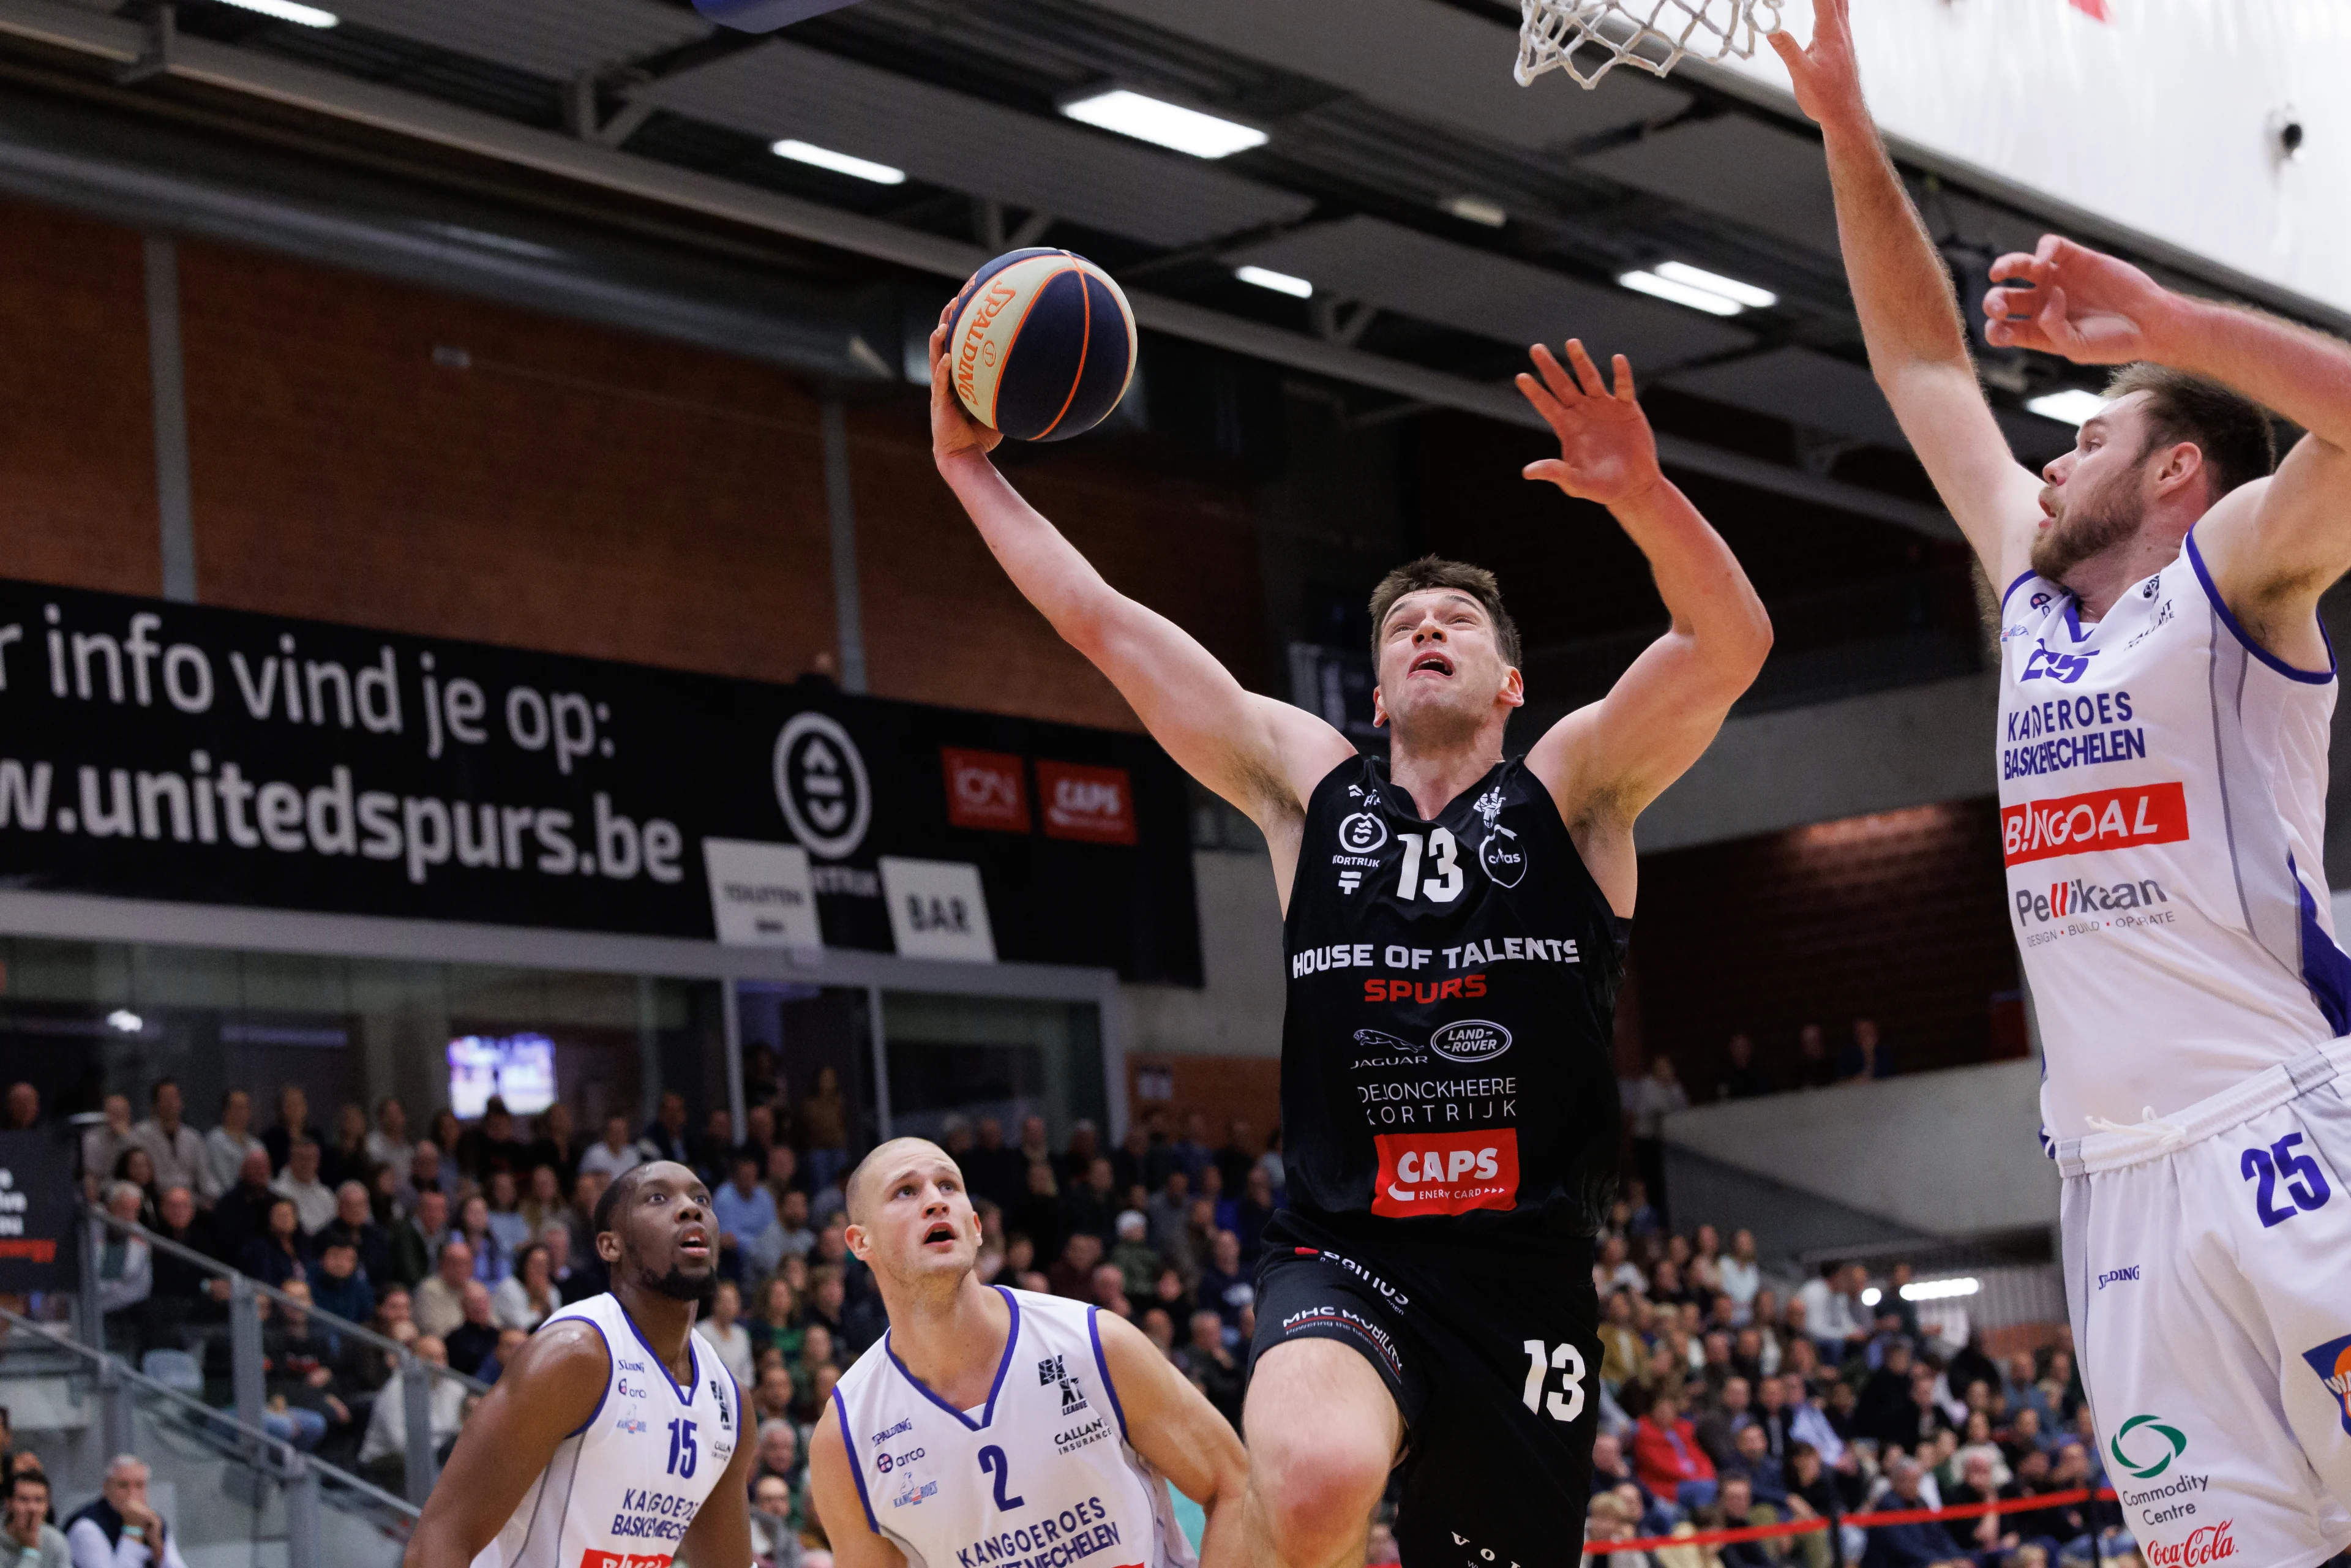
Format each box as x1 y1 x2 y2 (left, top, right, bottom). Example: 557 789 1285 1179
923 274 1769 1567
1779 2 2351 1562
809 1138 1246 1568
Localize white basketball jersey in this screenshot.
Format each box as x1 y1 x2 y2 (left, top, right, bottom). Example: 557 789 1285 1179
471 1294 741 1568
1995 531 2351 1136
829 1287 1196 1568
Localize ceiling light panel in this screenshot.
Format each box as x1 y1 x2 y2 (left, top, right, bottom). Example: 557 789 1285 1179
1228 216 1750 370
641 42 1313 249
324 0 710 80
1060 89 1267 159
1080 0 1684 149
2027 389 2109 427
1580 117 1842 257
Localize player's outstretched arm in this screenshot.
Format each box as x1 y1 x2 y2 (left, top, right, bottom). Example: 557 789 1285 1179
1771 0 2044 580
400 1322 610 1568
674 1412 756 1568
926 313 1354 872
1984 238 2351 657
1516 343 1771 912
1092 1310 1249 1568
808 1402 908 1568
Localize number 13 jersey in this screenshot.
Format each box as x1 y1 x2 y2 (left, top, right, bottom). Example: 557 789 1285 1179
828 1286 1195 1568
1281 754 1629 1242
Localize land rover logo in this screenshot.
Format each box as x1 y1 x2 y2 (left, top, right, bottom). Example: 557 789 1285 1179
1429 1019 1511 1063
773 712 872 860
1338 812 1388 855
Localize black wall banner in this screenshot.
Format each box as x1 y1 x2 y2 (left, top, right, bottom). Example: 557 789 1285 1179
0 579 1202 984
0 1130 77 1292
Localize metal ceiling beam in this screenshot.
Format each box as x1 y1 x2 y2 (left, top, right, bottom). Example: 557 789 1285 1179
0 0 1954 537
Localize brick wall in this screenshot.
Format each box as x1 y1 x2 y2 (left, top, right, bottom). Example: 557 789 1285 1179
0 193 1267 732
1629 799 2023 1094
0 200 161 595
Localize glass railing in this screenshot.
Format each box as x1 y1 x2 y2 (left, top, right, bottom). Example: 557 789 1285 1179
0 1304 418 1568
74 1203 487 1504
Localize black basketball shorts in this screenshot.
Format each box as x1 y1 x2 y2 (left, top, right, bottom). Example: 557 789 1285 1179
1248 1209 1602 1568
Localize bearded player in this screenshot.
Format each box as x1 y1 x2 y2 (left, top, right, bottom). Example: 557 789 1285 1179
403 1163 752 1568
1778 3 2351 1561
809 1138 1247 1568
926 304 1770 1567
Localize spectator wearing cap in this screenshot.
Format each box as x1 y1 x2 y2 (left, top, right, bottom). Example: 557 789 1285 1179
1 1470 66 1568
63 1457 187 1568
1107 1210 1158 1298
128 1082 204 1201
269 1139 335 1236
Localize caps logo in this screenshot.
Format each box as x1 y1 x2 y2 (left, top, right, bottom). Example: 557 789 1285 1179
942 748 1029 833
1037 762 1138 844
1372 1127 1518 1218
2299 1334 2351 1435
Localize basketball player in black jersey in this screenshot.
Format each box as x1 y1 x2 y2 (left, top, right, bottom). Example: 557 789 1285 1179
928 310 1771 1567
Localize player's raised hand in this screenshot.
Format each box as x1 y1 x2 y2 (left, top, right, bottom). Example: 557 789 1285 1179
929 301 1003 463
1768 0 1864 129
1984 235 2176 364
1516 340 1662 509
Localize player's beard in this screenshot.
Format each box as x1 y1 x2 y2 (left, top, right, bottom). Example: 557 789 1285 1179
642 1259 718 1311
2031 465 2143 583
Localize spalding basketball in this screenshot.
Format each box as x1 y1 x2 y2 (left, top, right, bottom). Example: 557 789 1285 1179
947 248 1138 443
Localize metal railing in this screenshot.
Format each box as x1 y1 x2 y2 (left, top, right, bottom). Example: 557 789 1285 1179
0 1301 419 1568
77 1202 487 1503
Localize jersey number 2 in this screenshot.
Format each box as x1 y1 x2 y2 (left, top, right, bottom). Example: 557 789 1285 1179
978 1445 1024 1511
1521 1340 1585 1424
2242 1132 2333 1228
666 1419 698 1479
1397 829 1465 904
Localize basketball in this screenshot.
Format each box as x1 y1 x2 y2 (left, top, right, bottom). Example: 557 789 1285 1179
946 247 1138 443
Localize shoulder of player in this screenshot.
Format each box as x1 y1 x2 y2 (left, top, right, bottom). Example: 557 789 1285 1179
503 1315 614 1400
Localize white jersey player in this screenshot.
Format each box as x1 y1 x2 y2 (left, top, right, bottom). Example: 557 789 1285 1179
403 1163 752 1568
1780 3 2351 1563
811 1139 1246 1568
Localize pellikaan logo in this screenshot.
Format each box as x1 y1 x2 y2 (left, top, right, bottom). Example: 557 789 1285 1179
2098 1265 2141 1289
2109 1413 2187 1479
1338 811 1388 855
1428 1019 1511 1063
773 712 872 860
2300 1333 2351 1436
1371 1127 1518 1218
2145 1523 2235 1567
2016 876 2170 928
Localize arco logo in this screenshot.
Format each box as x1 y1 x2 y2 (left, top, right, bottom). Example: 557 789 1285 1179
2109 1413 2187 1479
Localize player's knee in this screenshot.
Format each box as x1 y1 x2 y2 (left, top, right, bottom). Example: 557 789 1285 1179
1249 1429 1389 1566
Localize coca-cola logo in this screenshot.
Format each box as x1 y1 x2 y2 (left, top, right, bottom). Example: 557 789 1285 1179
2147 1522 2235 1567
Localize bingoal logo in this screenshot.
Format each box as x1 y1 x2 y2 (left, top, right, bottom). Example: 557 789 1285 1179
2003 782 2187 866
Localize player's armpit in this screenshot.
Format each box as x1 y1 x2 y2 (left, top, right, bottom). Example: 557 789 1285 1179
2198 441 2351 670
401 1321 610 1568
674 1410 757 1568
808 1404 907 1568
1093 1311 1248 1568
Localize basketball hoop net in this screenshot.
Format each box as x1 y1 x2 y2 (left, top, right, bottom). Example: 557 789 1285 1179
1515 0 1780 89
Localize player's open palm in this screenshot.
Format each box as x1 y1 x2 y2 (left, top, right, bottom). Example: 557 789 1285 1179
1517 340 1661 509
928 303 1002 463
1984 235 2170 365
1768 0 1861 127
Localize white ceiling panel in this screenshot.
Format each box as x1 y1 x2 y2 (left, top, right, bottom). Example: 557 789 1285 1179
639 42 1314 249
1081 0 1685 149
1228 216 1750 368
1579 116 1839 257
329 0 711 79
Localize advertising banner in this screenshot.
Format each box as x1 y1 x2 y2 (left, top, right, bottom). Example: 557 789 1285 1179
0 1130 77 1292
0 579 1201 983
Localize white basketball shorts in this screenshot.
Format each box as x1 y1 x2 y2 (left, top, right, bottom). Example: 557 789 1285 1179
2057 1038 2351 1568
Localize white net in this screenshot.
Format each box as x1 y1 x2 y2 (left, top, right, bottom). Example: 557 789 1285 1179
1515 0 1780 89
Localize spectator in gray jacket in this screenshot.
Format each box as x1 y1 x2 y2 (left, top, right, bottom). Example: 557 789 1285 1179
1 1472 67 1568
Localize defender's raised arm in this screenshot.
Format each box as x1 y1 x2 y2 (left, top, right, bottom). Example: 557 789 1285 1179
926 310 1352 900
1772 0 2045 579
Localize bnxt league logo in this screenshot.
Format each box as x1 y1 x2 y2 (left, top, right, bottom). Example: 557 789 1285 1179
2108 1414 2187 1480
774 712 871 860
2302 1335 2351 1436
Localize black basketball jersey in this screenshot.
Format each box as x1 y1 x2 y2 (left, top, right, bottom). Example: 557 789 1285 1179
1280 752 1629 1243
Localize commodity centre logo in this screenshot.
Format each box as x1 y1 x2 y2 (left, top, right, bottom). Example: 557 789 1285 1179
2109 1413 2187 1479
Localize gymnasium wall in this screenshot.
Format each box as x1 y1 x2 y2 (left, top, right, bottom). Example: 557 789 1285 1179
0 193 1270 735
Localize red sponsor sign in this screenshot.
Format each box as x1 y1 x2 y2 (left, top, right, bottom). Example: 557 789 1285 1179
1371 1128 1518 1218
1037 761 1138 845
579 1553 667 1568
941 747 1029 833
2002 781 2188 866
2147 1523 2234 1567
